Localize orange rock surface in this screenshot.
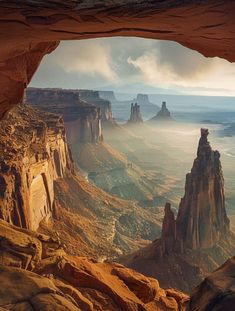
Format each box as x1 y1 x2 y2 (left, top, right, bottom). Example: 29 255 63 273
0 1 235 116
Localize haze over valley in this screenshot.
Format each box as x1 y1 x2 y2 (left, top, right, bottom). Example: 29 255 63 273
1 26 235 311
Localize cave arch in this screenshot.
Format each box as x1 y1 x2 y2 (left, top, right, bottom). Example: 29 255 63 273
0 1 235 117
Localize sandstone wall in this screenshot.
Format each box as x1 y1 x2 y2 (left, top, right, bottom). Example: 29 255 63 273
26 87 103 144
0 104 73 230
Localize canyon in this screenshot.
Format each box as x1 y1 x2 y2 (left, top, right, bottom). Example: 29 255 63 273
1 1 235 310
27 87 159 205
121 129 235 293
1 1 235 118
0 103 164 260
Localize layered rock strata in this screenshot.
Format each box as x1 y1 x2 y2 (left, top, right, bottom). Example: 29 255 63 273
79 89 115 125
26 87 103 144
0 104 73 230
128 103 143 124
1 1 235 117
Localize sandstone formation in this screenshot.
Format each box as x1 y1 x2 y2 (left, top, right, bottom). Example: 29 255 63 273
0 104 73 231
0 103 162 260
176 128 230 250
150 102 173 121
1 1 235 117
26 87 103 144
0 219 189 311
26 87 159 206
79 90 116 125
189 256 235 311
120 129 235 293
127 103 143 124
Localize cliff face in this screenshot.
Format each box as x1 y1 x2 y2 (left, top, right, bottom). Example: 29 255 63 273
0 104 73 230
1 1 235 118
79 90 115 125
150 102 172 121
127 103 143 124
26 87 103 144
176 128 230 250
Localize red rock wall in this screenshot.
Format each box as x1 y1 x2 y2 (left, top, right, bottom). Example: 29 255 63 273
0 104 73 230
0 1 235 117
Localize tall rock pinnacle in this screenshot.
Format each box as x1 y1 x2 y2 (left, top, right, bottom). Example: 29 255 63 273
161 203 176 255
128 103 143 123
176 128 230 250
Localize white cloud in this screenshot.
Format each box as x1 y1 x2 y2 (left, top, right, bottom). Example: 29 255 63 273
32 38 235 96
53 40 118 82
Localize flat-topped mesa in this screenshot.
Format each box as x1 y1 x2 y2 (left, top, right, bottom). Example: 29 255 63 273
150 101 172 121
136 94 151 105
0 104 74 231
128 103 143 124
176 128 230 250
26 87 103 144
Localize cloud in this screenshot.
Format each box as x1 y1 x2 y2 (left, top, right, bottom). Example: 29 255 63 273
31 37 235 96
48 40 118 82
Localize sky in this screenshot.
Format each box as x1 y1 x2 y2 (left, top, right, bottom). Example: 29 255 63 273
30 37 235 96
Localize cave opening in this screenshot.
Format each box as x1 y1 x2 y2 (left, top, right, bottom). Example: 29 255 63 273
1 2 235 309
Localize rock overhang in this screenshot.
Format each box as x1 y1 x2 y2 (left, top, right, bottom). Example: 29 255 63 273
0 0 235 117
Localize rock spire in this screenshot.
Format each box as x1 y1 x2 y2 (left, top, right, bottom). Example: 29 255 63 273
128 103 143 123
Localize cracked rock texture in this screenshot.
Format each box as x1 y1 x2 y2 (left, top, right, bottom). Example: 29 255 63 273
26 87 104 144
0 1 235 117
0 104 73 230
0 219 189 311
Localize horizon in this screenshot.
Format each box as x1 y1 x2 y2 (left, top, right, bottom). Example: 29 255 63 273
30 37 235 97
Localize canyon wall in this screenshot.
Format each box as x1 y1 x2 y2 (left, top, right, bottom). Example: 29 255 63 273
79 90 115 125
1 1 235 118
26 87 103 144
0 104 73 230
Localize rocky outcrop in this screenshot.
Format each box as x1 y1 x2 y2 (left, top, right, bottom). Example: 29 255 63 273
161 203 176 255
26 87 103 144
0 219 189 311
0 104 73 231
176 128 230 250
1 1 235 118
128 103 143 124
79 90 115 125
0 101 162 259
120 129 235 293
189 256 235 311
150 102 173 121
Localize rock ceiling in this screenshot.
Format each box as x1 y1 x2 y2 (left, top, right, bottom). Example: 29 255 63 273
0 1 235 118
